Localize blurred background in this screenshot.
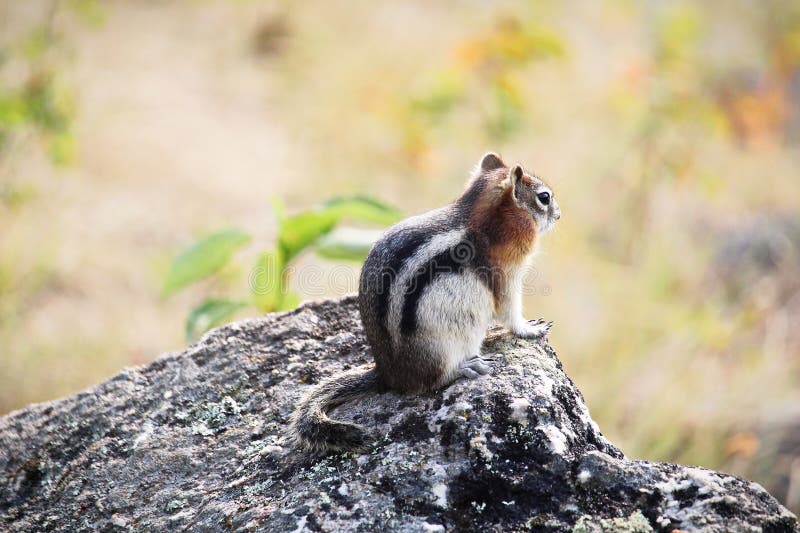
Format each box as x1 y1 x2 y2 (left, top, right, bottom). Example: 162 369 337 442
1 0 799 513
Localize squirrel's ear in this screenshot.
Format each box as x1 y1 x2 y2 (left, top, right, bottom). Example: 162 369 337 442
508 165 524 192
479 152 505 172
504 165 525 200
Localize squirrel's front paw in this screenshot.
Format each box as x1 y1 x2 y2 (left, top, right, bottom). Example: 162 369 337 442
511 318 553 339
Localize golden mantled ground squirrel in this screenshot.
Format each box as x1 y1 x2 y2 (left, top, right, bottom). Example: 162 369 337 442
289 152 561 453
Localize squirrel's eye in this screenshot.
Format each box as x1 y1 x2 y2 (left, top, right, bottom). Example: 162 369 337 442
537 192 551 206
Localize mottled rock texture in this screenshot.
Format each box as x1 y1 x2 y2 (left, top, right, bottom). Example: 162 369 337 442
1 296 797 532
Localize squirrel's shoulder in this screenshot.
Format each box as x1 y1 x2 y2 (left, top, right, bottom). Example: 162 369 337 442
361 205 464 275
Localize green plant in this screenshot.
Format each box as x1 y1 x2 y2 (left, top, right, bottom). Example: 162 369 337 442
163 196 402 341
387 15 566 164
0 0 103 167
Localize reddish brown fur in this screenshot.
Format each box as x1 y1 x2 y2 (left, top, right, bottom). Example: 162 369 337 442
466 171 538 309
468 173 537 266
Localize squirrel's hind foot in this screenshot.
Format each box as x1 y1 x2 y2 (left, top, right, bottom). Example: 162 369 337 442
457 354 498 380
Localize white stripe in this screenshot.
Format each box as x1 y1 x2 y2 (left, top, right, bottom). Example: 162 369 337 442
387 228 466 343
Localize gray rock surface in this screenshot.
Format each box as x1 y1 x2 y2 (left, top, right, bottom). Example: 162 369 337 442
0 296 797 532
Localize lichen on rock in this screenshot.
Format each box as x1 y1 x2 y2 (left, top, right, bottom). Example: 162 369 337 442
0 296 797 532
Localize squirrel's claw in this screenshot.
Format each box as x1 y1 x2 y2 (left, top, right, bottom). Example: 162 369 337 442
515 319 553 338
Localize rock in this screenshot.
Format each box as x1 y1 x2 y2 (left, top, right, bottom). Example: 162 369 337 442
0 296 796 532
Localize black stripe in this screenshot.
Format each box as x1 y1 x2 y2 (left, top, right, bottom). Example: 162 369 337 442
375 231 432 327
399 233 489 335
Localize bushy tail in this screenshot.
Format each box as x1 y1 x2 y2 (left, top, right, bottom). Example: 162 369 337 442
288 366 381 453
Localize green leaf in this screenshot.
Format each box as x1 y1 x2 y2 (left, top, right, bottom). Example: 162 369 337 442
24 75 70 133
314 227 383 262
278 210 339 262
488 76 525 140
321 196 403 226
278 196 401 262
50 130 76 166
185 298 248 341
251 248 285 313
269 195 287 222
67 0 107 26
22 27 51 61
410 69 465 119
656 3 703 68
0 93 27 127
522 26 566 60
163 229 251 296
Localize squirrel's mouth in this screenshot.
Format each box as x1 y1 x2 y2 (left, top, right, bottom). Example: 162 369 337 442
538 215 558 234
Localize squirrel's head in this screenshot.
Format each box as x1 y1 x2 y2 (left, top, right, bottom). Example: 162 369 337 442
474 152 561 235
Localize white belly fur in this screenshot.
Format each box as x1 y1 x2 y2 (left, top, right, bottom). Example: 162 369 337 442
414 271 494 379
